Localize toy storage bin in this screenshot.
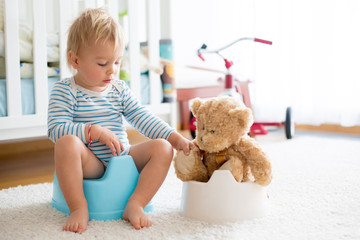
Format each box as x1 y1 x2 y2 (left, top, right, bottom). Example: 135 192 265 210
52 156 153 221
180 170 268 223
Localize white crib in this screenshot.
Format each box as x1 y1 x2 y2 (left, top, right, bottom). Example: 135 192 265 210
0 0 176 142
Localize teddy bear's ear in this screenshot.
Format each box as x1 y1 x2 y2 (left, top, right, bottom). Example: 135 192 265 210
229 107 254 129
191 98 202 117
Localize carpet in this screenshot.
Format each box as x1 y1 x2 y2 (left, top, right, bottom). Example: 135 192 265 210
1 131 359 240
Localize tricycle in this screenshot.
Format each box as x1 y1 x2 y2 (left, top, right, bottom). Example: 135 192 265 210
189 37 295 139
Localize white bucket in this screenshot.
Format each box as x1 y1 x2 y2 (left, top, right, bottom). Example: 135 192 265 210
180 170 269 223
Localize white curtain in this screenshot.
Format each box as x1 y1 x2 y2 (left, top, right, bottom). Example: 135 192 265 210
252 0 360 126
173 0 360 126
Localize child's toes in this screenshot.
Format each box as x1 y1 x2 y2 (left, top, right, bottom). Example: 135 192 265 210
140 217 152 228
140 217 147 228
62 224 68 231
77 224 86 234
70 223 79 233
148 218 153 227
132 217 141 230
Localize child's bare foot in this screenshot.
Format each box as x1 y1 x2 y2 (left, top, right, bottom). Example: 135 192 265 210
62 207 89 233
122 200 153 230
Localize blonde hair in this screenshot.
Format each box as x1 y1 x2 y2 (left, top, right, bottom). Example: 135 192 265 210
67 8 125 68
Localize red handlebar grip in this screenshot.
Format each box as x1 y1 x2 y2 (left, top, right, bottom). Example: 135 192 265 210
254 38 272 45
198 53 205 61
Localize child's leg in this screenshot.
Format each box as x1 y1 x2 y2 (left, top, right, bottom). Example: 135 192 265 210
54 135 104 233
124 139 173 229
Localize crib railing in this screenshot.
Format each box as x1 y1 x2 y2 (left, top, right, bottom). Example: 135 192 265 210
126 0 176 122
0 0 176 142
0 0 48 141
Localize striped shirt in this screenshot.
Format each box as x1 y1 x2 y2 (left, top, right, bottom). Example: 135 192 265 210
47 77 175 165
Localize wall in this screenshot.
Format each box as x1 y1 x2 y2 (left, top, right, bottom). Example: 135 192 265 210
171 0 261 88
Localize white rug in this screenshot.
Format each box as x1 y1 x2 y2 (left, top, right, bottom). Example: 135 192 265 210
1 132 360 240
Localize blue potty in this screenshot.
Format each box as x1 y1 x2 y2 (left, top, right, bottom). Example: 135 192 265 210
51 155 154 221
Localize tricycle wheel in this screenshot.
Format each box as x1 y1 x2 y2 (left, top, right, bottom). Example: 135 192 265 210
189 112 197 139
285 107 295 139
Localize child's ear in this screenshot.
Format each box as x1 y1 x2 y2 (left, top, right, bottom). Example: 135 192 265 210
68 51 79 69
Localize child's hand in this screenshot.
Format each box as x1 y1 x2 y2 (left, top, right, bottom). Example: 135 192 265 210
88 124 124 156
168 132 198 156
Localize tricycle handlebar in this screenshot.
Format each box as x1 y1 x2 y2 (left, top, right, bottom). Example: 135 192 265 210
197 37 272 69
197 37 272 60
254 38 272 45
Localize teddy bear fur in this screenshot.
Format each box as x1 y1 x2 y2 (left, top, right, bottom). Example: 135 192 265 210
173 96 272 186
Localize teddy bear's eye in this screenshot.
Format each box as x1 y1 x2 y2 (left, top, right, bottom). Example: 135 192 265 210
210 130 215 134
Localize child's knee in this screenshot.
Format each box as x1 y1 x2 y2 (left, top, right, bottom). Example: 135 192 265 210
153 139 173 160
160 139 173 154
55 135 83 152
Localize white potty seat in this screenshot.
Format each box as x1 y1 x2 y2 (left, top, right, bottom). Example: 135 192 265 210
180 170 269 223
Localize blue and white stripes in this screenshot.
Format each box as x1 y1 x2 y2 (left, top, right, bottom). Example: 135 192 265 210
47 77 174 165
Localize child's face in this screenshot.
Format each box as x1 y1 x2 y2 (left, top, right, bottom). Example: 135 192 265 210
72 39 123 92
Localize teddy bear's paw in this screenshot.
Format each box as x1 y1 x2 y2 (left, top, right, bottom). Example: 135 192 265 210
249 159 273 186
174 150 198 175
174 149 208 182
218 158 244 182
254 173 273 186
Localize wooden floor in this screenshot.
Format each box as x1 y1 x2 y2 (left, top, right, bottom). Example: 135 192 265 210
0 148 55 189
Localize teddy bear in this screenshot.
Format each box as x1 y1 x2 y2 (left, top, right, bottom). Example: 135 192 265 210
173 96 272 186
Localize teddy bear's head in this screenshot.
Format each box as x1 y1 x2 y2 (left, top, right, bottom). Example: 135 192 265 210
191 96 253 153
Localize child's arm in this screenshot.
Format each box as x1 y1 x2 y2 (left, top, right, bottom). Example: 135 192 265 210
121 86 173 140
167 132 196 156
47 82 86 143
85 124 124 156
